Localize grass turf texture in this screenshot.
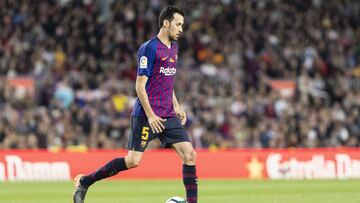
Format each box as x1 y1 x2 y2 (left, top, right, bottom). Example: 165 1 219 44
1 179 359 203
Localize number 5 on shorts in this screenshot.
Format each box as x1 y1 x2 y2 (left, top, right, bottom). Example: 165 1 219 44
141 127 149 140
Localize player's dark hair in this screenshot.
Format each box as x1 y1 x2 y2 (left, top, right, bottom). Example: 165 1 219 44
158 6 184 28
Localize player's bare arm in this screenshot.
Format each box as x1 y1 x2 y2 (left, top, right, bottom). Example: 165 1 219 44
173 91 186 125
135 75 166 133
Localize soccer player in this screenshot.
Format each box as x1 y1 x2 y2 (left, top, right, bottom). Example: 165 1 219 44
73 6 198 203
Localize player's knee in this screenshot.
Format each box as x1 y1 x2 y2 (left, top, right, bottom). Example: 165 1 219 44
125 156 141 168
183 150 197 165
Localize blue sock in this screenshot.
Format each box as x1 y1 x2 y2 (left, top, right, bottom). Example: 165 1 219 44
183 164 198 203
81 158 128 188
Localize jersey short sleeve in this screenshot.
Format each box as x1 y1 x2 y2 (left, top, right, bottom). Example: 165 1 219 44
137 42 156 77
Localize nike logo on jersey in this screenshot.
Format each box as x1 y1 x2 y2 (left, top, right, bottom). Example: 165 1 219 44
161 57 168 61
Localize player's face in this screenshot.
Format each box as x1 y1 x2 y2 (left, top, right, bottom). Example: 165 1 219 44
168 13 184 41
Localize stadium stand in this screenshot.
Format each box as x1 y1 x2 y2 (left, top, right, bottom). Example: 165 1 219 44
0 0 359 150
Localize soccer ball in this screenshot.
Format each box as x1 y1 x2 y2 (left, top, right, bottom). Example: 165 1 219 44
165 196 187 203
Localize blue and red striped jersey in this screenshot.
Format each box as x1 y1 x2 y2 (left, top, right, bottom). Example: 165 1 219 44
132 37 178 118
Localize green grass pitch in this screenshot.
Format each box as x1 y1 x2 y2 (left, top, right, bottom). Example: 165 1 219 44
1 179 360 203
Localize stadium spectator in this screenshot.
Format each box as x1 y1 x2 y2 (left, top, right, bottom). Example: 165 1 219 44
0 0 359 150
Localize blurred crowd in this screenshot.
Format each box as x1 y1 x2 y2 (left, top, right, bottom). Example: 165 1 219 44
0 0 360 150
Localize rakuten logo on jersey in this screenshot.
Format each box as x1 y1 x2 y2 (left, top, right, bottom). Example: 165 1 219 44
160 67 176 76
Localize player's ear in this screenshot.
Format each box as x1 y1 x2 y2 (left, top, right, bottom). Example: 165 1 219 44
163 19 170 28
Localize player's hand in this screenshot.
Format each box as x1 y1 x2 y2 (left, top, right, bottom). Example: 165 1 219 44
175 108 187 125
148 114 166 133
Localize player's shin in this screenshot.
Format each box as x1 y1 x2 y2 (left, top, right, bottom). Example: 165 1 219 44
182 164 198 203
81 157 128 188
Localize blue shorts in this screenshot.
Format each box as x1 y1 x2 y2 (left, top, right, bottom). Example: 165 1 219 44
127 116 190 152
